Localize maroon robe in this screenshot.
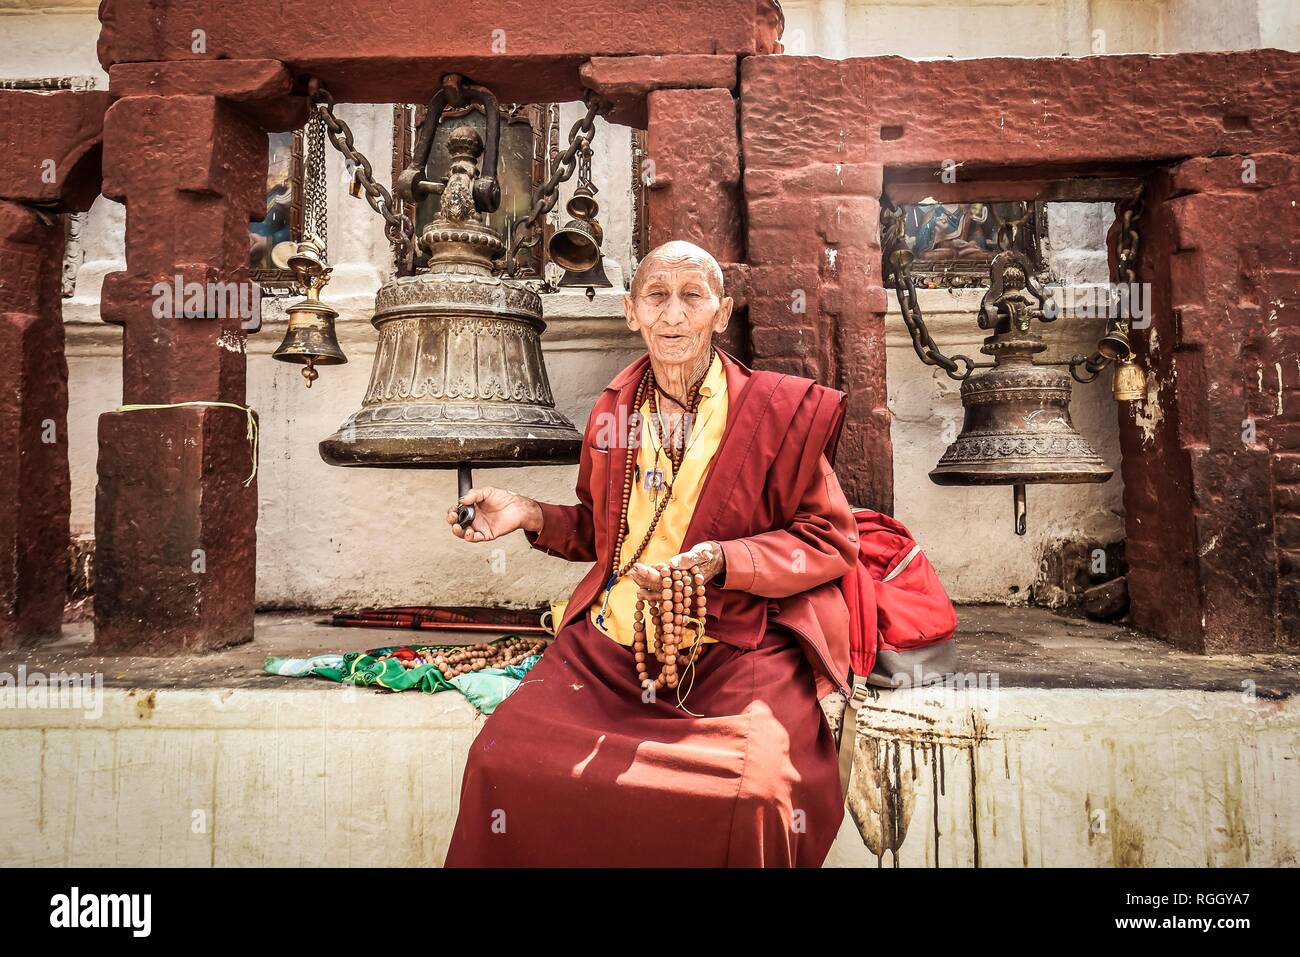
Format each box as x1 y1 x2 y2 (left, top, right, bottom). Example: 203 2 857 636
444 350 859 867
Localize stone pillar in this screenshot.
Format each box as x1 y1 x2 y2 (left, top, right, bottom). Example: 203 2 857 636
645 87 742 263
644 87 750 359
94 94 266 653
0 90 111 648
738 59 893 511
1123 154 1300 652
0 204 72 648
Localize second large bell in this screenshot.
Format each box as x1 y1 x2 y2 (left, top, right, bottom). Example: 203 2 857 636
929 250 1111 488
929 352 1112 486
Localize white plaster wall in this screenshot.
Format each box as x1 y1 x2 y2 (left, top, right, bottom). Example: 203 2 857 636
781 0 1298 59
0 7 107 86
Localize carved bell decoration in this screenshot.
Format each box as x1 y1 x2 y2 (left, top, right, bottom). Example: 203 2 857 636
1112 358 1146 402
929 249 1112 535
272 236 346 387
319 122 580 470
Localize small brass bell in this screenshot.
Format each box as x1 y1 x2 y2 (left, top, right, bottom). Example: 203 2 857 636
930 250 1112 535
549 186 611 290
1096 327 1132 362
547 130 611 289
272 236 346 387
1112 357 1146 402
550 215 604 273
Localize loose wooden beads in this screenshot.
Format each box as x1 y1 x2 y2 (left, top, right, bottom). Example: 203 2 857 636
381 635 547 678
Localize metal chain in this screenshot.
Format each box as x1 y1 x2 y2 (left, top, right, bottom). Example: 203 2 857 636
576 130 594 189
504 91 610 276
995 202 1031 252
1114 193 1144 286
302 112 329 256
308 81 416 260
1069 189 1144 384
881 202 979 381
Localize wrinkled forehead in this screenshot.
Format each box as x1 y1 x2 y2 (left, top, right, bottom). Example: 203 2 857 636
631 253 724 297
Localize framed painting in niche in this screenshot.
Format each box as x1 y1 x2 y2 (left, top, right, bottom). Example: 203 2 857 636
891 201 1049 289
249 129 305 294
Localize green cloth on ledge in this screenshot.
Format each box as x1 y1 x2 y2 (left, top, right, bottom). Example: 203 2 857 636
264 639 543 714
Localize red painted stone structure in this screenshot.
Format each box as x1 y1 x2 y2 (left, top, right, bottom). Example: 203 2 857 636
0 2 1294 656
739 52 1300 653
0 90 111 649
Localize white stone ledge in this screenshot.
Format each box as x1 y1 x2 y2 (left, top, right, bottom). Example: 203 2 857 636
2 685 1295 867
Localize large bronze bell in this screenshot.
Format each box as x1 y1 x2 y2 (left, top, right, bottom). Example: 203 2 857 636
318 122 581 475
930 249 1112 534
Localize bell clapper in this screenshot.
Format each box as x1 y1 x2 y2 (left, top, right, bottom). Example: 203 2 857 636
302 357 318 388
1014 483 1027 536
456 463 476 531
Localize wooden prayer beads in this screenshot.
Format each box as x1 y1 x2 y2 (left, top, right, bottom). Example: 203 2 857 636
632 564 708 691
602 351 717 688
383 636 547 678
606 357 709 586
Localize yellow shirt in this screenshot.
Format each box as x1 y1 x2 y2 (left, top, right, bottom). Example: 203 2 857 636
589 352 728 650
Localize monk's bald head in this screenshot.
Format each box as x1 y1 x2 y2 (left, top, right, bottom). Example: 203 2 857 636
630 241 725 299
624 240 733 370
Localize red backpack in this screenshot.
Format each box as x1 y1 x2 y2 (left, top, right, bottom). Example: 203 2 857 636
841 508 958 687
837 509 957 795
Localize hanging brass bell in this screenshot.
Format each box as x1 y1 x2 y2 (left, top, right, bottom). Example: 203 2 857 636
319 122 581 468
564 183 600 221
1096 327 1132 362
549 185 606 274
930 250 1112 535
1112 357 1146 402
549 216 604 273
272 237 346 387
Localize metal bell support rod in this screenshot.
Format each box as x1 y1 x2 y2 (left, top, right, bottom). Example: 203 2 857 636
456 463 476 531
396 73 502 214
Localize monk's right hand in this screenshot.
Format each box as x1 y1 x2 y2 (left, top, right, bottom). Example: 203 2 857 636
446 486 543 543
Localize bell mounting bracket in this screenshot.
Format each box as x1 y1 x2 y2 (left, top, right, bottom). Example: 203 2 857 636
397 74 502 215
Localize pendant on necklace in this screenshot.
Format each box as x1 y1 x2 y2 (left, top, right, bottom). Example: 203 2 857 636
643 466 665 504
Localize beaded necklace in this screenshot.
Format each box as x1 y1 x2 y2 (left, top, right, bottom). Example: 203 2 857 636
596 351 716 693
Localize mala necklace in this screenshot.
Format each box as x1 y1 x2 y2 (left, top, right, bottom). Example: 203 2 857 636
633 564 708 694
596 351 716 693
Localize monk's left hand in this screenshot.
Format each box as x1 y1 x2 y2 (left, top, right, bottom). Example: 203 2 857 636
629 541 725 601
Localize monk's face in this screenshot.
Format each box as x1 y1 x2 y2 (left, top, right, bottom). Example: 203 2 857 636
624 261 733 369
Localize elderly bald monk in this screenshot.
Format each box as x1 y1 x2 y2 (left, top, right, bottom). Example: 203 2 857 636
443 240 858 867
